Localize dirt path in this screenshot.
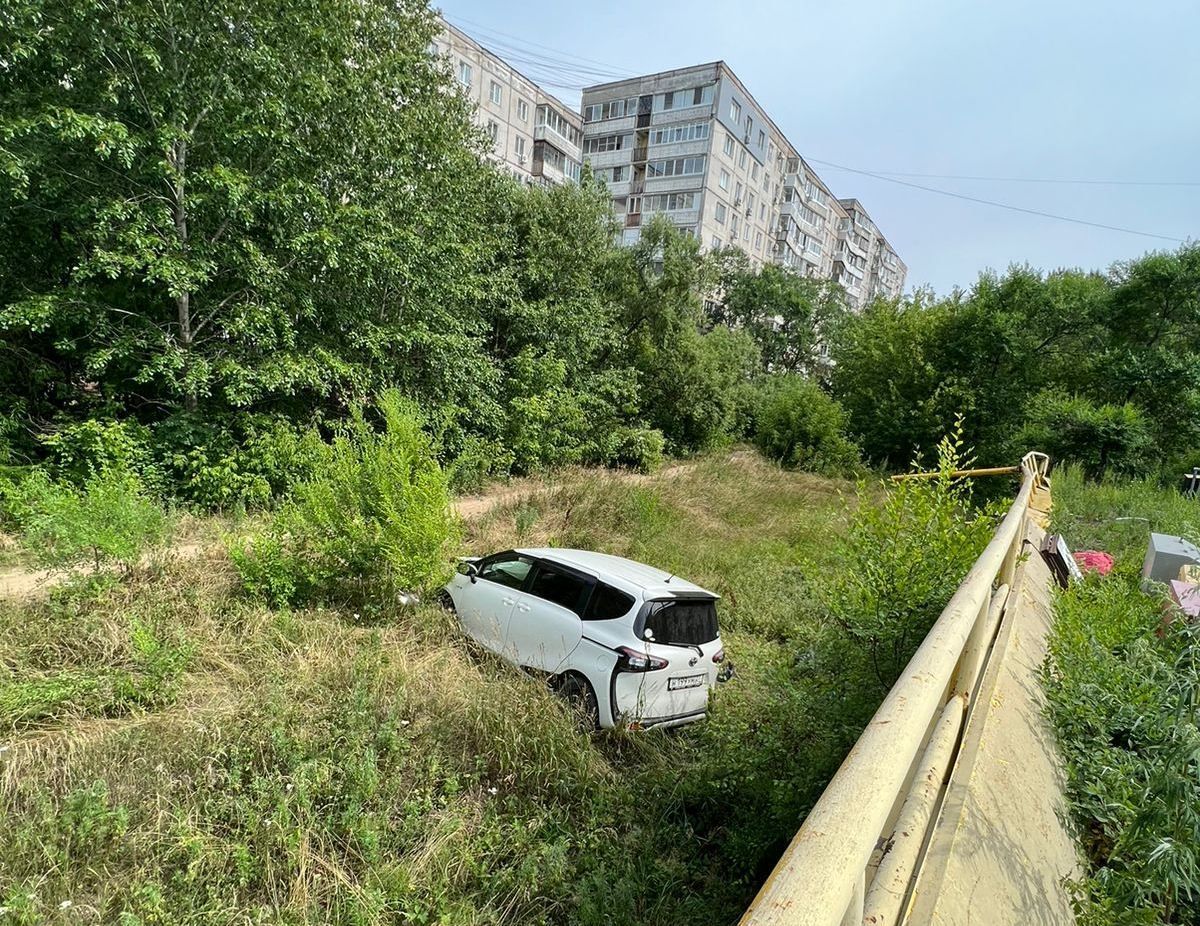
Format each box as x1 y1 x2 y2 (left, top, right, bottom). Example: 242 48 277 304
1 457 720 602
449 460 699 521
0 542 205 603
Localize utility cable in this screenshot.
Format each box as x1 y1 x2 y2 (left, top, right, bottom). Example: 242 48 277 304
835 168 1200 188
807 158 1186 243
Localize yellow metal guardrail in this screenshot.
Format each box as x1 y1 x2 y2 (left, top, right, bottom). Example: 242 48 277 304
740 452 1051 926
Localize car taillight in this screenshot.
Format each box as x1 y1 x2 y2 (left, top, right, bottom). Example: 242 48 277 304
712 647 725 664
616 646 668 672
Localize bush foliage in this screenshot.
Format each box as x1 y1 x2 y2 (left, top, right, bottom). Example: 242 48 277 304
2 466 165 571
752 375 860 475
231 393 459 608
817 427 1000 688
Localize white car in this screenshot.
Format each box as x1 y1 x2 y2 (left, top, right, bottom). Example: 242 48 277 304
441 548 729 729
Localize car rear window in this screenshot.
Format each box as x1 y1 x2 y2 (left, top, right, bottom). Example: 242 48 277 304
641 598 719 645
585 582 635 621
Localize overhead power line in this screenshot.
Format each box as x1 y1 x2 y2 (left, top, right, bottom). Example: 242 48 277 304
807 158 1187 243
843 168 1200 188
443 14 634 79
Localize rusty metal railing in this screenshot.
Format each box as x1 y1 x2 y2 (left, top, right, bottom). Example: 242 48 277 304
739 452 1051 926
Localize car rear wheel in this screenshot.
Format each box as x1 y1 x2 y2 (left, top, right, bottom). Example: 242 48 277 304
557 673 599 731
435 589 455 613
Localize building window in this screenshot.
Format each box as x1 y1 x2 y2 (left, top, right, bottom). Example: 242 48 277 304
428 41 439 56
613 165 626 181
715 202 727 224
734 181 743 203
758 129 766 148
747 192 756 214
517 98 529 122
486 120 498 144
719 168 730 191
583 133 628 154
730 214 739 237
751 162 760 181
643 192 698 212
489 81 502 105
723 133 735 157
662 90 675 110
738 149 747 169
458 61 472 87
583 97 637 122
743 223 751 241
514 136 526 159
711 235 723 249
646 155 705 178
755 231 763 250
759 202 767 221
650 121 710 145
730 100 741 123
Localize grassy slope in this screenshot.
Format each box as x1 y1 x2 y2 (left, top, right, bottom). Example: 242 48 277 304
1046 466 1200 925
0 452 861 926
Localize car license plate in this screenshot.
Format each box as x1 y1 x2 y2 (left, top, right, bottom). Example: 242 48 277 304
668 673 706 691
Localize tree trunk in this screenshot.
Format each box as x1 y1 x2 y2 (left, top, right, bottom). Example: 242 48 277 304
171 137 196 412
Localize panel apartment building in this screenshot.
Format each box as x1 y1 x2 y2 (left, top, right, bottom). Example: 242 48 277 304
580 63 906 305
435 21 583 186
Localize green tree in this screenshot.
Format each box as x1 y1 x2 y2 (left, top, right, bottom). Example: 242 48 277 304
0 0 501 428
717 260 848 377
611 218 760 452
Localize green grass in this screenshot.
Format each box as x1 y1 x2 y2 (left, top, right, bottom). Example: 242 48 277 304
1052 464 1200 575
1045 470 1200 926
0 452 891 925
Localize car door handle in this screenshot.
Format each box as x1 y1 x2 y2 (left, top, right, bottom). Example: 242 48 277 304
502 597 515 606
517 603 531 613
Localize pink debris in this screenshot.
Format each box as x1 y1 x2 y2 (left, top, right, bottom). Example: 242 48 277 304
1073 550 1114 575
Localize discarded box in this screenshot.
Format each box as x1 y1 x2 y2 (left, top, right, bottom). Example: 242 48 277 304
1041 534 1084 588
1142 533 1200 585
1169 580 1200 619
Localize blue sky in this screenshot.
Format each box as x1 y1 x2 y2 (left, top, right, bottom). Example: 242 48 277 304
436 0 1198 294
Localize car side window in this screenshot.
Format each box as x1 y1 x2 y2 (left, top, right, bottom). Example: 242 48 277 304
476 553 533 590
526 563 593 617
585 582 635 621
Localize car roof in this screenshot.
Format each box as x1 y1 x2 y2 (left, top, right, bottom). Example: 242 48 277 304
515 547 718 599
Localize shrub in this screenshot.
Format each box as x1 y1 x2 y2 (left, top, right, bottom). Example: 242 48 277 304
3 466 166 571
606 425 665 473
816 426 1000 689
41 419 157 486
1016 392 1152 479
230 392 459 608
153 415 327 510
752 375 860 475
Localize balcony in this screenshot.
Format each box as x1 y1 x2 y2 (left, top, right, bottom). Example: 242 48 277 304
533 123 581 155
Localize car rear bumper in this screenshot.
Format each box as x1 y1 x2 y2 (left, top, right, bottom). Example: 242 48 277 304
627 708 708 730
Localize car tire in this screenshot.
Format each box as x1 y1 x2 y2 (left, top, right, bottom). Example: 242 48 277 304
557 673 600 731
435 589 456 613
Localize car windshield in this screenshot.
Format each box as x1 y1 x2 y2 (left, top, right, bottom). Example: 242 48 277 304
641 598 719 646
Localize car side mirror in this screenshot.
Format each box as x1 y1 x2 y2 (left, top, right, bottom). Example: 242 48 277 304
457 561 479 583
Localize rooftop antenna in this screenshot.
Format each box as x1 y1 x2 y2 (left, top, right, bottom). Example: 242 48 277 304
665 573 674 584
